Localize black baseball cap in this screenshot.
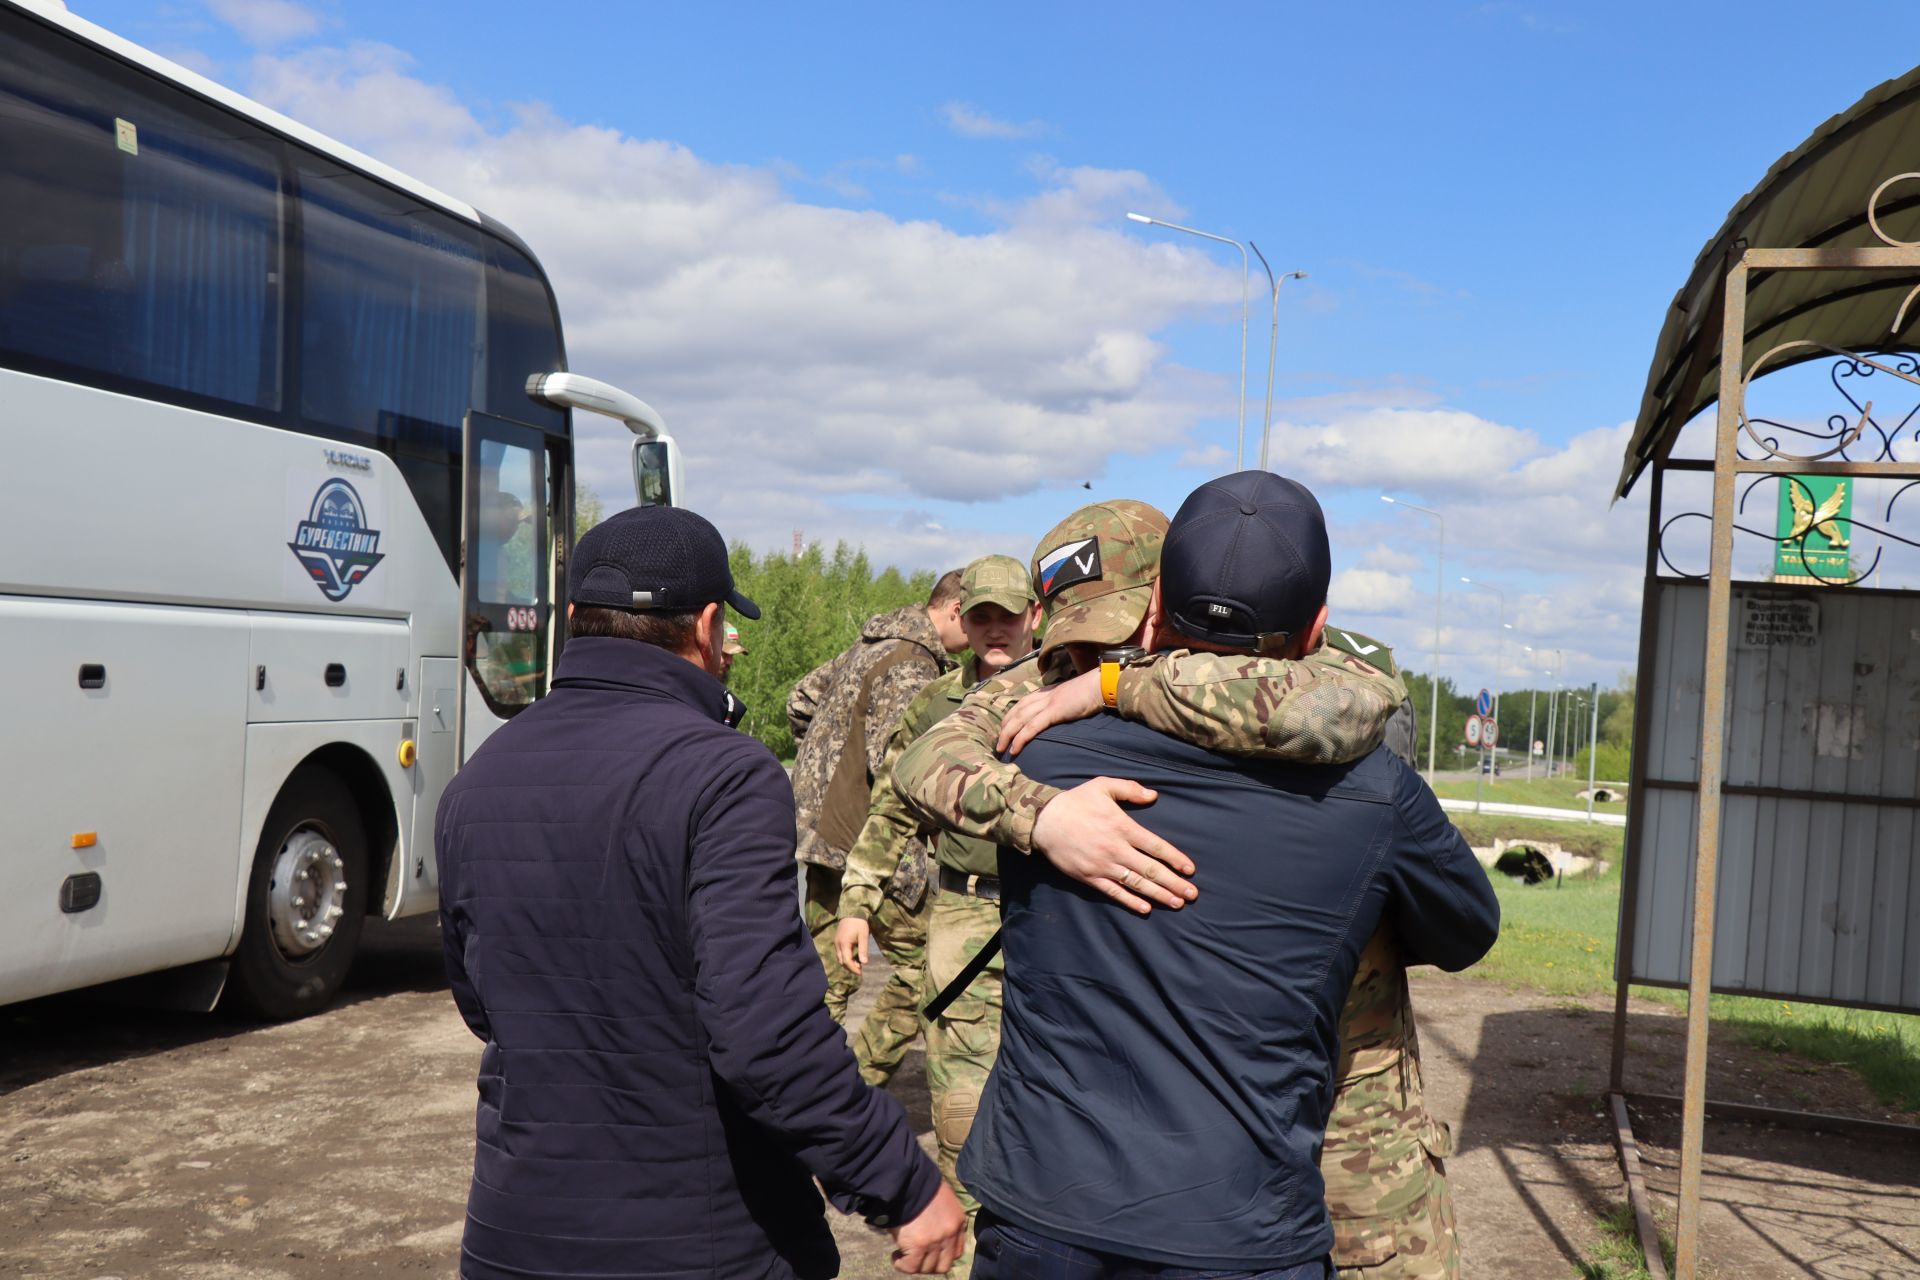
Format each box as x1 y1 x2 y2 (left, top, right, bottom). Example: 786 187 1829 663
569 506 760 619
1160 470 1330 652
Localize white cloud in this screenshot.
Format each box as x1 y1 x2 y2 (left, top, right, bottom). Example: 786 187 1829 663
941 101 1048 140
224 36 1651 683
1266 405 1542 495
1329 568 1415 613
240 43 1239 552
207 0 320 47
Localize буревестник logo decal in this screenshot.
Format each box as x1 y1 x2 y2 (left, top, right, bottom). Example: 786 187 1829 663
288 479 384 601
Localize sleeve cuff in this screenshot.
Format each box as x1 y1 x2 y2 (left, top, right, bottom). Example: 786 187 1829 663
999 781 1062 854
837 885 883 921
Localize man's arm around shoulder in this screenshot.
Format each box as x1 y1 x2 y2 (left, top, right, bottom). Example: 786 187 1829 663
1383 757 1501 973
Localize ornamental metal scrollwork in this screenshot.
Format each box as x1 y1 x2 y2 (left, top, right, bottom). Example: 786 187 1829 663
1738 343 1920 463
1740 350 1920 464
1656 473 1920 586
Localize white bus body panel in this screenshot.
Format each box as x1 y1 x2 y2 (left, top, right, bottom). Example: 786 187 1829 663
0 596 249 1005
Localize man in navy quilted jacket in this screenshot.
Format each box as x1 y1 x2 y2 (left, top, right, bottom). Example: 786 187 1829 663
959 473 1499 1277
436 505 966 1279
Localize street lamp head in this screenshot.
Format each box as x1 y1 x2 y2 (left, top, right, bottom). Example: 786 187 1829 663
1286 270 1308 281
1125 212 1154 225
1380 495 1396 505
1460 575 1473 585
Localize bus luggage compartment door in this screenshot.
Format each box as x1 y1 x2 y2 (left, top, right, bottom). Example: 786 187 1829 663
0 595 249 1006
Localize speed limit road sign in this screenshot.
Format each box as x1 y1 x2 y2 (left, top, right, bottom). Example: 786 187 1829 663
1465 714 1484 747
1482 718 1498 747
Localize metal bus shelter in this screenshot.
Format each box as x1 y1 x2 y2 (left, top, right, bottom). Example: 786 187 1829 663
1610 66 1920 1279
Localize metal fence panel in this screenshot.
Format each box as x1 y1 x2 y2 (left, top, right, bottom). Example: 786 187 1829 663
1627 578 1920 1012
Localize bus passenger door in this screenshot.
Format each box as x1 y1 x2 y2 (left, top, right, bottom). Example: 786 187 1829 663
459 412 558 763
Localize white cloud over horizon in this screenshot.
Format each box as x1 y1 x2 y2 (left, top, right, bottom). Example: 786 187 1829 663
941 101 1049 140
198 19 1652 684
207 0 320 47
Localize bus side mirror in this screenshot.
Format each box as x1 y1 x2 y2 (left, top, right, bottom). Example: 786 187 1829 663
634 435 683 508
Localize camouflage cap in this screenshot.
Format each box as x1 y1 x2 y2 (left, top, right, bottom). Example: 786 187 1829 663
723 623 746 656
1030 499 1168 655
959 554 1038 615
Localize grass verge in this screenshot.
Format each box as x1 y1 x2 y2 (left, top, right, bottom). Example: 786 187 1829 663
1456 813 1920 1114
1574 1202 1675 1280
1430 775 1628 814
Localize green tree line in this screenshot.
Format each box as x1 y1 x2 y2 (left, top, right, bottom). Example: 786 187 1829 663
1400 671 1635 779
724 542 937 759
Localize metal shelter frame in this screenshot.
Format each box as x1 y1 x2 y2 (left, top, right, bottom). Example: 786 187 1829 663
1610 193 1920 1276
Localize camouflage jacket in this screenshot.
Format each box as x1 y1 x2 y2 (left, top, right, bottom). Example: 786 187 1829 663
892 628 1409 854
787 604 951 870
839 657 996 919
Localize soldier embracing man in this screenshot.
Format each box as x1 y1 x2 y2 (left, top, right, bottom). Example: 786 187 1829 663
895 488 1479 1279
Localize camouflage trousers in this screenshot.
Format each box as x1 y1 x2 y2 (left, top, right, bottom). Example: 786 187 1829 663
924 888 1003 1273
802 865 860 1022
849 892 931 1087
1325 1047 1459 1279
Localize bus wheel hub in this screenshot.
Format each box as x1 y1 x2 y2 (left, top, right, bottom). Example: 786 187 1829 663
269 829 348 957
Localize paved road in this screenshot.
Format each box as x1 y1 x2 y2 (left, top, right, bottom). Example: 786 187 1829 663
1436 796 1627 827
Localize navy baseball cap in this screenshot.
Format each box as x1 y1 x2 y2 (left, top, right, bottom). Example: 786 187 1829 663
1160 470 1330 652
569 506 760 619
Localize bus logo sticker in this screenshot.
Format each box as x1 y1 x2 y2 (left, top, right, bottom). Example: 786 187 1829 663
288 479 385 601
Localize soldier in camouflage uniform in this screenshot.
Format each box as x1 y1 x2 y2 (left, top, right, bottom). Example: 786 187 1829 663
894 504 1462 1278
836 556 1040 1089
788 570 968 1021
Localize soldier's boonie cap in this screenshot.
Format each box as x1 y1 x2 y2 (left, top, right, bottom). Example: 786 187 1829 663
1162 470 1329 653
569 506 760 619
959 554 1038 615
723 624 746 655
1029 499 1168 654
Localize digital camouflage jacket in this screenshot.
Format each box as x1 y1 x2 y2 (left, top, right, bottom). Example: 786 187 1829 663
787 604 951 871
838 657 1000 921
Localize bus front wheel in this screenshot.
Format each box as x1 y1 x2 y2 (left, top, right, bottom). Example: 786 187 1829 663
224 770 369 1020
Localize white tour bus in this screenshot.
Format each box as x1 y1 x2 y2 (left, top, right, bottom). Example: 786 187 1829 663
0 0 681 1018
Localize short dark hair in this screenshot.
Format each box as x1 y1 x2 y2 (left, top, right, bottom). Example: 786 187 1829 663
928 569 965 608
570 605 704 651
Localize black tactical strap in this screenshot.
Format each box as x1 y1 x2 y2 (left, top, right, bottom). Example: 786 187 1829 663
921 927 1003 1021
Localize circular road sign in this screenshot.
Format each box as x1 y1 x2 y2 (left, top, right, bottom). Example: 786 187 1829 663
1483 718 1498 747
1465 714 1483 747
1475 688 1494 717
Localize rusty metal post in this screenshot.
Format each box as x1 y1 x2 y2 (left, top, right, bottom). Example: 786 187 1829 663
1673 256 1748 1280
1611 462 1665 1093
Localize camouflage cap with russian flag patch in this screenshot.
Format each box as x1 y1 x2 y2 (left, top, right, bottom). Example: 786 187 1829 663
1029 499 1168 655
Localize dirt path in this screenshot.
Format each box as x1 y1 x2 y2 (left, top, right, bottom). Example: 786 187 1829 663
2 920 1915 1278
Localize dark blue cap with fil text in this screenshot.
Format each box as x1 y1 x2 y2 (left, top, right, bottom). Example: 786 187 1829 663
569 506 760 619
1160 470 1330 652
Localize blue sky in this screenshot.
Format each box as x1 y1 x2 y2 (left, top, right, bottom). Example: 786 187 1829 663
69 0 1920 689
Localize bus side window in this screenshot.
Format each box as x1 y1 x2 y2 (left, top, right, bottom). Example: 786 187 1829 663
0 21 282 410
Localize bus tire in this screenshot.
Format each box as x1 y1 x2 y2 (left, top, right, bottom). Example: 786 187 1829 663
223 769 370 1020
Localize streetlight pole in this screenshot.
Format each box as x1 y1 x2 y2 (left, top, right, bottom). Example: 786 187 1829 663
1459 576 1507 717
1522 644 1546 782
1381 495 1444 777
1250 241 1306 471
1543 648 1564 777
1128 212 1250 469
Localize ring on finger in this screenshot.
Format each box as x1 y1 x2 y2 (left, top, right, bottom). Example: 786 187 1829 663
1120 869 1139 891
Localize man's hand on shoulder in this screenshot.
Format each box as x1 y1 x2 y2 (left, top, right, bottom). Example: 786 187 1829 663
1031 778 1198 914
889 1182 968 1273
997 667 1104 756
